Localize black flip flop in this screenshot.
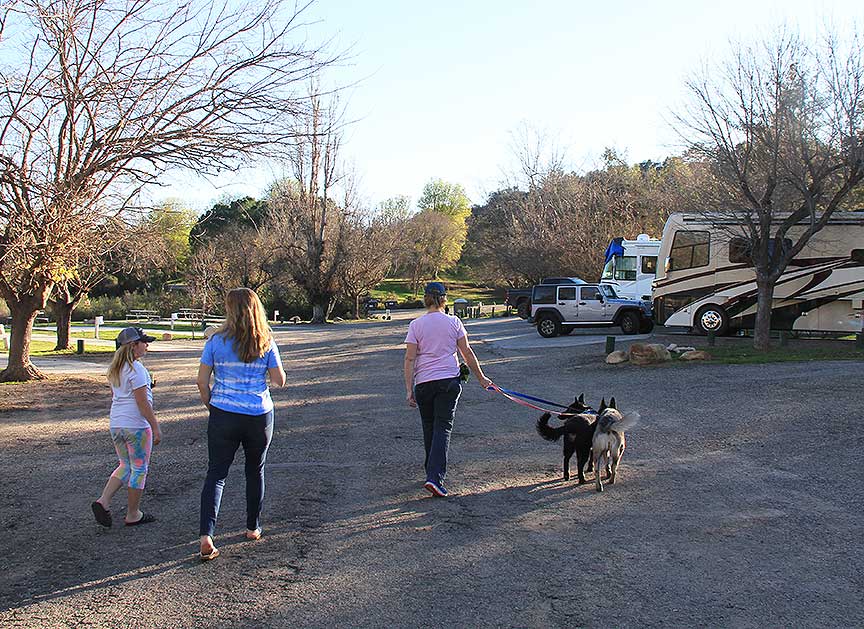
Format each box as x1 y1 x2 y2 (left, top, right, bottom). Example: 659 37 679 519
125 512 156 526
91 501 112 527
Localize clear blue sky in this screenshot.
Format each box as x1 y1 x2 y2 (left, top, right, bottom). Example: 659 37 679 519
154 0 864 211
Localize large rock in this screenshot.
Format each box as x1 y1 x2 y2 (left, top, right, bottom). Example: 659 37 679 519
605 350 629 364
628 342 672 365
679 350 711 361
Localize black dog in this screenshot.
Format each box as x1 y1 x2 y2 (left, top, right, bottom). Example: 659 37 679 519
536 394 600 483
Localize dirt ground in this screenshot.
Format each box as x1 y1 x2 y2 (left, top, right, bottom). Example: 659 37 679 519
0 318 862 628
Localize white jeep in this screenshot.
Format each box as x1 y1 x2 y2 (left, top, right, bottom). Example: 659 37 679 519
530 283 654 338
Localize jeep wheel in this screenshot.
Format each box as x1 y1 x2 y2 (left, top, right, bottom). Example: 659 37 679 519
639 318 655 334
517 301 530 319
695 305 729 336
619 311 640 335
537 316 561 338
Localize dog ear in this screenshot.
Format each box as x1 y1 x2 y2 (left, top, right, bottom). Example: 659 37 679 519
578 393 584 404
599 398 607 413
610 396 617 409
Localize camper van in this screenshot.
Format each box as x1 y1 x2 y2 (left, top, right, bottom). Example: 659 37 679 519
653 212 864 335
600 234 661 301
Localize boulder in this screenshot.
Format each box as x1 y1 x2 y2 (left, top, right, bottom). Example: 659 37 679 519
605 350 629 364
161 332 173 341
628 342 672 365
679 350 712 361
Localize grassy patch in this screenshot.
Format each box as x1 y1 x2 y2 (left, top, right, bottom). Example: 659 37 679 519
679 338 864 364
370 277 503 304
13 339 115 356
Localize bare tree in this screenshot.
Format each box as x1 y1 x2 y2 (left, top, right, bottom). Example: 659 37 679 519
338 214 397 318
0 0 338 380
268 94 353 323
675 28 864 350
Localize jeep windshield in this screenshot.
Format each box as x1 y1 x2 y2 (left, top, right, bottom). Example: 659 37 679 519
599 284 619 299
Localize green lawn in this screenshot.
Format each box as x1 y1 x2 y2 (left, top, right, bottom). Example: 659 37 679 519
370 277 504 304
681 339 864 364
14 339 115 356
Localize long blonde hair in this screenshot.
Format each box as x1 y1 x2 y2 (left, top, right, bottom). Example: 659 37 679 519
107 344 137 387
219 287 272 362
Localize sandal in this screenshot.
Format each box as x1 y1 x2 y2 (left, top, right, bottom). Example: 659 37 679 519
124 512 156 526
91 501 112 528
200 547 220 561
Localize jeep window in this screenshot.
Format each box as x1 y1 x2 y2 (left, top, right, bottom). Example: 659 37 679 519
580 286 602 301
600 285 619 299
558 287 577 301
669 230 710 270
600 259 614 280
729 237 751 264
532 285 556 304
641 256 657 275
852 249 864 263
613 256 637 280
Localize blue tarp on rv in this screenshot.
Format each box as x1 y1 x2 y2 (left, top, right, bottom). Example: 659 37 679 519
604 237 625 264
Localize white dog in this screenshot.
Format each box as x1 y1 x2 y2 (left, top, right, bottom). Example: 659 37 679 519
591 399 640 492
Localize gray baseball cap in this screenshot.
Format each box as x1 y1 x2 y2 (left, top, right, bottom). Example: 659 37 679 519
115 326 157 349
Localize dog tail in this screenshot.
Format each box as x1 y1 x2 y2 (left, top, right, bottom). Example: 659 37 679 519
598 411 640 433
536 413 563 442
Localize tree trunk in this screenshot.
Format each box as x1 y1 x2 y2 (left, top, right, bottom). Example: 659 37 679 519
0 301 47 382
53 301 74 351
753 275 776 351
354 294 361 319
310 302 327 324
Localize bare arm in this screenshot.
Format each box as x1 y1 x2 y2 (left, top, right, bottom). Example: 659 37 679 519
404 343 418 407
133 386 161 445
456 335 492 390
197 363 213 410
269 365 286 387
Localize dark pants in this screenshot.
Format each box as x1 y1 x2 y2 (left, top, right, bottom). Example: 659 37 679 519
199 406 274 537
414 377 462 486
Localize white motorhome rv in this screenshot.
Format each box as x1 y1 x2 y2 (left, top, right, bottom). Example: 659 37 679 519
653 212 864 335
600 234 661 301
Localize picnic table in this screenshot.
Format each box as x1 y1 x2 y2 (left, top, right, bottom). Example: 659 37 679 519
127 309 160 321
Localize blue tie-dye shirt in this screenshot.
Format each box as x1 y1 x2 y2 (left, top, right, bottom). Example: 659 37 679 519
201 333 283 415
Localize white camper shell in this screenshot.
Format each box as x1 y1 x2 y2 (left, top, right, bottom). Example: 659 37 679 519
600 234 661 301
653 212 864 335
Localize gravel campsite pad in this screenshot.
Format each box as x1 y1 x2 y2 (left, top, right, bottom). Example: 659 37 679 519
1 319 862 628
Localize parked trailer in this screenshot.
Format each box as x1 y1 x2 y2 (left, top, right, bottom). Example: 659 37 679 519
600 234 661 301
652 212 864 335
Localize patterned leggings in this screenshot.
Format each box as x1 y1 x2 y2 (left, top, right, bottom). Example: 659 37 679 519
110 427 153 490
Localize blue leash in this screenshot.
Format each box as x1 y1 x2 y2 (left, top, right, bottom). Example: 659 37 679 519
492 386 571 410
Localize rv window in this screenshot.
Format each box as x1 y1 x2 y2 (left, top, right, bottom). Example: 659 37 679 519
580 286 601 301
614 256 637 281
852 249 864 263
533 285 556 304
641 256 657 274
669 231 710 271
558 287 577 301
729 237 752 264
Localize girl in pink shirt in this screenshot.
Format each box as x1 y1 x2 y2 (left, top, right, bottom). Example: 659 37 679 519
404 282 492 497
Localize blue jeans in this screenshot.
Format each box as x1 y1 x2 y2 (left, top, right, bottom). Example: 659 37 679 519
414 377 462 486
199 406 274 537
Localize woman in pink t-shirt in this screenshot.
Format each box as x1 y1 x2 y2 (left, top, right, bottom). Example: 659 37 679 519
404 282 492 497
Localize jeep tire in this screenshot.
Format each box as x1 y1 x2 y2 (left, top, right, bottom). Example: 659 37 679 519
537 315 561 338
639 318 655 334
619 311 640 335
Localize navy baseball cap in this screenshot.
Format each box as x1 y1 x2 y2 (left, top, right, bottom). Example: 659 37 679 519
115 326 156 349
424 282 447 295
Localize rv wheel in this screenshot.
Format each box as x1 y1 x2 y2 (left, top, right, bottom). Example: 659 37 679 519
695 305 729 336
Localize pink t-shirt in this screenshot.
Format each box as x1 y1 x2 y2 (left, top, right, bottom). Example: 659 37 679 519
405 312 467 385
